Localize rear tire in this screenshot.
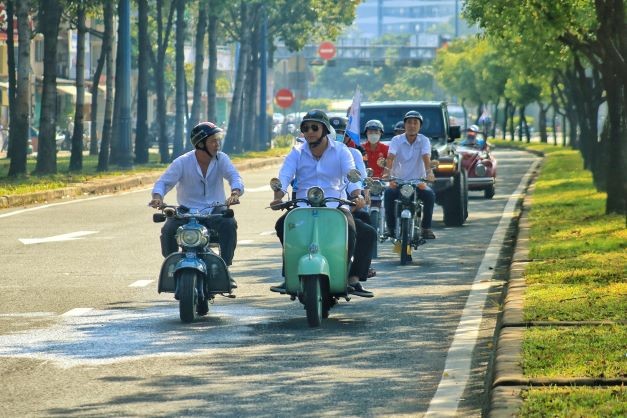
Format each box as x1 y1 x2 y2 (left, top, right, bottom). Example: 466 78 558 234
178 270 197 323
443 171 466 227
484 184 495 199
400 218 410 265
303 276 323 327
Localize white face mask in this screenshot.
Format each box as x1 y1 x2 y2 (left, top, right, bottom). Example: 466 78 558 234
367 134 380 144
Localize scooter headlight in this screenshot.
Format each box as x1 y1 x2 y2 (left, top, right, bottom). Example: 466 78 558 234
176 225 208 248
400 184 414 198
370 180 384 195
307 186 325 206
475 163 487 177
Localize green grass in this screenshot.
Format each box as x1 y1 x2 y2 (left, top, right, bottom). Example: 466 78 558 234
522 325 627 378
520 386 626 417
494 139 627 416
0 147 289 196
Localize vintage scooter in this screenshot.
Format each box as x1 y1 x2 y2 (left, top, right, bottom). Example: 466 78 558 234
364 168 386 259
153 203 235 323
269 170 364 327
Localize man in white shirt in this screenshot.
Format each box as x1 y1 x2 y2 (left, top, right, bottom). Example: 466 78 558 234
269 110 374 297
383 110 437 240
149 122 244 266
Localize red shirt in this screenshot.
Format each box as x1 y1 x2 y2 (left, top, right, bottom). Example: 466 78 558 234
363 141 389 178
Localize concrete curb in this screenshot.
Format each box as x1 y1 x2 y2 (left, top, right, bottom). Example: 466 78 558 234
0 156 285 209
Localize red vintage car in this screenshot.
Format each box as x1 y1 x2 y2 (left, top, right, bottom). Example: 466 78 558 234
457 136 497 199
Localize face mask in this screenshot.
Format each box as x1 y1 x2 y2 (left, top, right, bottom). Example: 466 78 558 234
336 133 344 142
367 134 380 144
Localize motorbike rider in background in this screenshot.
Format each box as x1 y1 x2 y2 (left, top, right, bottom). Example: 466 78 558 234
393 121 405 136
383 110 437 240
148 122 244 280
460 124 487 151
269 110 375 297
362 119 389 179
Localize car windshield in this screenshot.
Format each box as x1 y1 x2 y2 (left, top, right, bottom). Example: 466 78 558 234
360 105 446 142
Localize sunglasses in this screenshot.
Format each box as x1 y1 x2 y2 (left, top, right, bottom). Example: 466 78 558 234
301 124 320 133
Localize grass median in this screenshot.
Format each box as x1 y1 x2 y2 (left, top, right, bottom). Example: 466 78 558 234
492 139 626 416
0 147 289 196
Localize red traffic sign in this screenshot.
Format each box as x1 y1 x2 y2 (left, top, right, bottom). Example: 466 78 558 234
275 88 294 109
318 41 336 60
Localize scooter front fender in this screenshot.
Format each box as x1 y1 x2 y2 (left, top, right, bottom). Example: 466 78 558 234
158 253 206 293
297 254 330 282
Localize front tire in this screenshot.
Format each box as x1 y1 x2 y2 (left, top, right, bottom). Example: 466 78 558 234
303 276 323 327
369 210 380 258
400 218 410 265
178 270 197 323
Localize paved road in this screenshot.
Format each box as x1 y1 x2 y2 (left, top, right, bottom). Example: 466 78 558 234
0 149 539 417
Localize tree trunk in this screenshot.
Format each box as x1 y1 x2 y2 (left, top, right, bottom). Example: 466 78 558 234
491 98 499 138
89 38 106 156
223 2 252 154
173 0 186 158
538 102 548 143
98 0 115 171
5 0 16 160
188 2 206 135
206 7 217 122
243 23 259 151
34 0 62 175
7 0 30 177
70 5 86 171
134 0 150 164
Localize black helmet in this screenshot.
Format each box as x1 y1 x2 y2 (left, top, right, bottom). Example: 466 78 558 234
363 119 384 134
190 122 222 148
403 110 424 124
300 109 331 134
394 121 405 132
329 116 348 133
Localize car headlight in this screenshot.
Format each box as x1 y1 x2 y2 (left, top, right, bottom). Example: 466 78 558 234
475 164 487 177
400 184 414 198
176 226 208 247
370 180 384 195
307 186 325 206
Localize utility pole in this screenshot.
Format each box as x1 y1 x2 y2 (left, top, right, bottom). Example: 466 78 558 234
258 6 268 150
117 0 133 169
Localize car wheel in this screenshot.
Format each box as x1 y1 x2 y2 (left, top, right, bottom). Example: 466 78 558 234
484 184 495 199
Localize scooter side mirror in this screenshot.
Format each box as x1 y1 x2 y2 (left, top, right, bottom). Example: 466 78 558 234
153 213 166 223
270 178 283 192
347 168 362 183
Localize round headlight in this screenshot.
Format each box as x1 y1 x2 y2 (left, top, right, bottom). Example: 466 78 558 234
177 227 208 247
475 164 487 177
307 186 325 206
370 180 384 195
400 184 414 198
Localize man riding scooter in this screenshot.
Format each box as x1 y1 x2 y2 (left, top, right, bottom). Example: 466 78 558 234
269 109 376 297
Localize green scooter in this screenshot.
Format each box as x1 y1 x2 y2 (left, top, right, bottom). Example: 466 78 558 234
269 171 363 327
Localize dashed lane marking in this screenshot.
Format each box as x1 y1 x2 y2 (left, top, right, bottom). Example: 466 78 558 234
129 280 154 288
62 308 94 317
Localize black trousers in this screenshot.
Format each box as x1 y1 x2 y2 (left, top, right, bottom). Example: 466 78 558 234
275 208 375 281
160 210 237 266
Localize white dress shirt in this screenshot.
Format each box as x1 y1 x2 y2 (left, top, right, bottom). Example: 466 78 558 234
152 150 244 212
278 137 357 206
388 133 431 180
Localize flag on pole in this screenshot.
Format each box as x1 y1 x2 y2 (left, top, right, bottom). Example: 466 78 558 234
346 87 361 145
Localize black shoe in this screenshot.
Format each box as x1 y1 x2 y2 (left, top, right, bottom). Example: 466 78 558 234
229 279 238 289
421 229 436 239
348 282 374 298
270 281 286 294
196 299 209 316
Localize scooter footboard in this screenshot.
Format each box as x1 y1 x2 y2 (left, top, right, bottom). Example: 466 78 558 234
158 252 232 294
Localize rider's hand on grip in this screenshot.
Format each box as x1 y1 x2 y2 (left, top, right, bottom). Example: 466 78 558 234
148 198 163 209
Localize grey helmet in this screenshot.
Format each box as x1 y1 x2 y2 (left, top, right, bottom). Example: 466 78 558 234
363 119 384 134
403 110 424 124
190 122 222 148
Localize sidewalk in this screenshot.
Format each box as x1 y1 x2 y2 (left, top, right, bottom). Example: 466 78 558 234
0 156 285 209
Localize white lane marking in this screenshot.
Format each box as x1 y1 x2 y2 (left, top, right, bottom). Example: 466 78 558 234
19 230 98 245
0 195 112 218
245 185 271 192
129 280 154 288
62 308 94 317
426 158 541 417
0 305 278 368
0 312 55 318
260 230 276 236
237 240 254 245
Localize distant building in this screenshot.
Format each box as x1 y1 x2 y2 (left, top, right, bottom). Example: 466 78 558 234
353 0 459 39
